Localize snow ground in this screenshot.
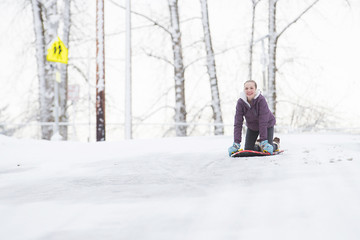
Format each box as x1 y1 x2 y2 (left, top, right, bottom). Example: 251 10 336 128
1 133 360 240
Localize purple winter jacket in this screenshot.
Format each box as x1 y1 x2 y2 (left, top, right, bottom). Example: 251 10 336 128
233 90 276 143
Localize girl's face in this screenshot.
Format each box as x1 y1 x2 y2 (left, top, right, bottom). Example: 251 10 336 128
244 82 257 101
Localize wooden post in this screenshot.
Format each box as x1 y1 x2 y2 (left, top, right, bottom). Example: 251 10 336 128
96 0 106 141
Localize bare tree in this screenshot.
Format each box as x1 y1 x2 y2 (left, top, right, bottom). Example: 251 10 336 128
96 0 106 141
59 0 71 139
168 0 187 136
200 0 224 135
267 0 320 116
30 0 72 140
268 0 277 115
284 100 332 131
248 0 262 80
31 0 57 140
0 105 13 136
105 0 187 137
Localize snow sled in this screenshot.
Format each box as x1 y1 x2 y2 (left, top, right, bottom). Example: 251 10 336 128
231 149 284 157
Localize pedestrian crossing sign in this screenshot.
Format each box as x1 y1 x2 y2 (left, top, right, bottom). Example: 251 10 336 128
47 37 68 64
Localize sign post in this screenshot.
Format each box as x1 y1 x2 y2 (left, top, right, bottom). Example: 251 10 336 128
46 37 68 140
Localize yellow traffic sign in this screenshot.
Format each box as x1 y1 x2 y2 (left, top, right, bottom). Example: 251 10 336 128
47 37 68 64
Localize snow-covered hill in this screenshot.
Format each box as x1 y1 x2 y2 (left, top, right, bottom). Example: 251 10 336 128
1 133 360 240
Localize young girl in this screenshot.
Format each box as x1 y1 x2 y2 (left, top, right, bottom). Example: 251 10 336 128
228 80 279 156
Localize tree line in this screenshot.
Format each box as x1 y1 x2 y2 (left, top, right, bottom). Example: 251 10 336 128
29 0 320 140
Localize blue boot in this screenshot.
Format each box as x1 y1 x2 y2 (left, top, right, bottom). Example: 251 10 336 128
260 140 273 154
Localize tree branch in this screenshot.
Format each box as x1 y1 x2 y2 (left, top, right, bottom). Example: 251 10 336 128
343 0 351 7
184 44 246 69
252 0 262 7
277 0 320 39
136 86 174 122
106 0 171 34
141 47 174 66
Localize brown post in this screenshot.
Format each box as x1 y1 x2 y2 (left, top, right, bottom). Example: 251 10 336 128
96 0 105 141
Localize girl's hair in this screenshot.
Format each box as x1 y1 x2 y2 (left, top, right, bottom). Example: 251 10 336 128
244 80 257 89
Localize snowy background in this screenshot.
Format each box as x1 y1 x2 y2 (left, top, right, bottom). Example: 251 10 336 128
1 1 360 140
1 1 360 239
1 132 360 240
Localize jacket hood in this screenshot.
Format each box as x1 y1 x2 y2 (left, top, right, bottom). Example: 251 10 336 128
239 89 261 107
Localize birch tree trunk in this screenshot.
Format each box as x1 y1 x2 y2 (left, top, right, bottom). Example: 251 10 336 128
31 0 47 138
59 0 71 140
168 0 187 136
31 0 59 140
200 0 224 135
248 0 261 80
96 0 106 141
268 0 277 116
267 0 320 117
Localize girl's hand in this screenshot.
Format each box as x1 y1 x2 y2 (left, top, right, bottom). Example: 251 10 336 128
228 142 241 156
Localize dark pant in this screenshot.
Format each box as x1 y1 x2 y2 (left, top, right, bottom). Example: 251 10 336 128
244 127 276 151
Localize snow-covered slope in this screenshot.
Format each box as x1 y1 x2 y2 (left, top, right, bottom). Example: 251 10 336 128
1 133 360 240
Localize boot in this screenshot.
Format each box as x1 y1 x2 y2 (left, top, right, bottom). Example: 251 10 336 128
254 139 261 151
273 137 280 151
